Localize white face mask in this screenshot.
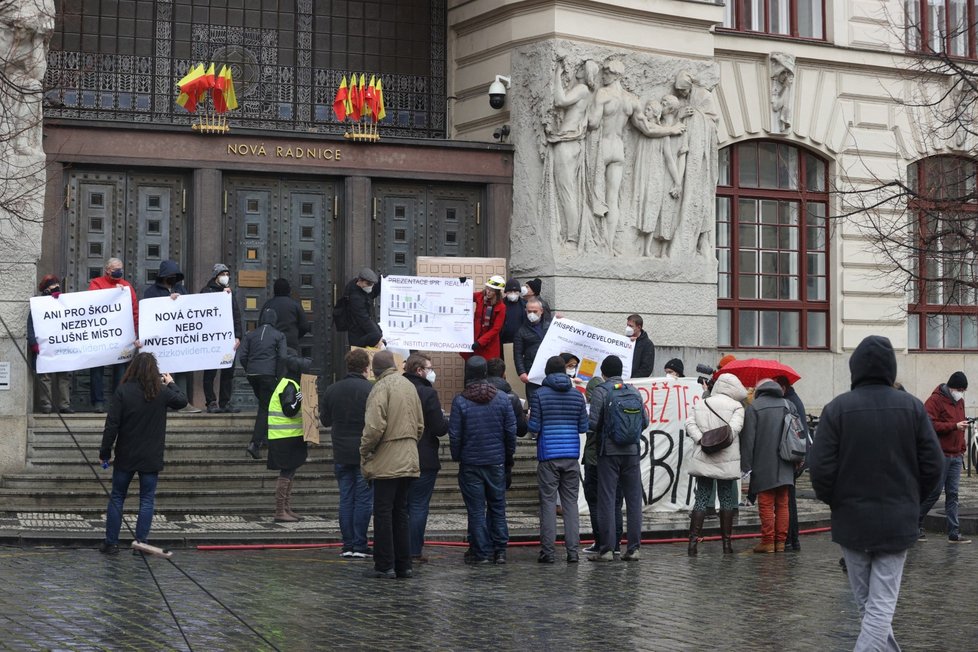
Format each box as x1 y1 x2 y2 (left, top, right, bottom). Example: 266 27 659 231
625 326 635 337
217 274 230 287
362 284 374 294
520 285 529 297
566 367 577 377
425 369 436 384
952 390 965 402
506 292 520 302
666 371 678 379
527 312 541 324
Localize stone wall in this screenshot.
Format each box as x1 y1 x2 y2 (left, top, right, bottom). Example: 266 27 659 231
0 0 54 470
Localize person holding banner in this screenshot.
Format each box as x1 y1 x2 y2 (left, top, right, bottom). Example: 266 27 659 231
514 298 552 405
88 258 139 413
143 260 199 413
200 264 243 413
27 274 73 414
98 352 187 554
461 276 507 362
684 372 748 555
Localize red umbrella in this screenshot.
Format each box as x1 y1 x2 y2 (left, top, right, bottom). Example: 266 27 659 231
712 358 801 388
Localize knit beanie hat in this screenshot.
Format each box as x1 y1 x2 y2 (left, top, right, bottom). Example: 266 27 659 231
948 371 968 390
527 278 542 296
273 278 291 296
504 278 521 293
600 355 623 378
718 354 737 369
664 358 685 377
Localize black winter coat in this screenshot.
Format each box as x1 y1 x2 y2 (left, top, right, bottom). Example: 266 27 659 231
487 376 529 439
199 281 243 339
513 317 551 376
344 278 383 347
404 373 449 471
260 295 310 352
740 381 796 493
319 372 374 466
99 381 188 472
500 297 526 344
810 335 944 553
267 378 308 471
631 331 655 378
238 309 287 377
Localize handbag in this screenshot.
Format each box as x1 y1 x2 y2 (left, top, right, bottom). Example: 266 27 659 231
699 399 734 454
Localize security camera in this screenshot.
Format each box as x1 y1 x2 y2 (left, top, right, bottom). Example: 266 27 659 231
492 125 510 142
488 75 511 110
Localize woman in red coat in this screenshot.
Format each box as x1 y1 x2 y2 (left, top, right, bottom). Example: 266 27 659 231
461 275 507 361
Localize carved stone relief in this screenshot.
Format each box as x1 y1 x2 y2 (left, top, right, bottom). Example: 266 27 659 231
769 52 796 134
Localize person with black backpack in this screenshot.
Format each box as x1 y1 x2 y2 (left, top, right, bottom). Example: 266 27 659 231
587 355 648 562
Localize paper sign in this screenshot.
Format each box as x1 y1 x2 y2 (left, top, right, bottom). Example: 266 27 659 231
138 292 235 373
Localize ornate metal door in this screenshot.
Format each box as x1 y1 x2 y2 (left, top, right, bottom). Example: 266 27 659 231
65 170 188 406
372 184 483 274
224 177 336 395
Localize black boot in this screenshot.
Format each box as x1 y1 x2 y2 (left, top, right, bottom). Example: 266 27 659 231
688 510 706 557
719 509 735 554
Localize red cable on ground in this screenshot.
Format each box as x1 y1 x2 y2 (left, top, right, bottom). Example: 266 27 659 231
196 526 831 552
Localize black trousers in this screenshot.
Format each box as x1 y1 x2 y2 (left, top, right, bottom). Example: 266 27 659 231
583 463 623 550
372 477 413 574
204 367 235 407
788 483 800 545
597 455 643 554
247 374 277 446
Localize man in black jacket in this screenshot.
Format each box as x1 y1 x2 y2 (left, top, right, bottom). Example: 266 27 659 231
320 348 375 558
626 314 655 378
810 335 943 651
344 267 383 348
260 278 310 354
143 260 199 412
403 352 449 562
775 375 807 551
238 308 287 459
200 263 243 413
513 298 552 405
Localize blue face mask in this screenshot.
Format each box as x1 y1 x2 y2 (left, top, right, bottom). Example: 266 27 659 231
110 269 123 279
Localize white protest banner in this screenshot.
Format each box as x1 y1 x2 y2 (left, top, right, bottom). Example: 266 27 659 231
31 288 136 373
578 376 703 515
138 292 235 373
527 317 634 385
379 275 474 352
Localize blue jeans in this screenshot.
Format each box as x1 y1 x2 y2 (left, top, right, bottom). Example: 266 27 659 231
334 464 373 552
458 464 508 560
90 364 126 405
407 469 439 557
841 547 907 651
105 469 159 545
919 454 962 538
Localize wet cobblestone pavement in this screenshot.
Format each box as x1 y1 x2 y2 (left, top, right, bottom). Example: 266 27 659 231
0 532 974 651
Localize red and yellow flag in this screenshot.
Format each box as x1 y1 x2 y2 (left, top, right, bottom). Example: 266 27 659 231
212 65 238 113
333 75 349 121
363 75 377 122
176 63 206 112
348 72 362 121
375 78 386 121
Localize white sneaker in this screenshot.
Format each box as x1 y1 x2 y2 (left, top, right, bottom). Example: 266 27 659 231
340 550 355 558
349 550 372 559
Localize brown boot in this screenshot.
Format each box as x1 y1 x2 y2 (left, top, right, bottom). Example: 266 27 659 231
688 510 706 557
753 542 776 554
719 509 735 554
274 477 298 522
283 478 302 521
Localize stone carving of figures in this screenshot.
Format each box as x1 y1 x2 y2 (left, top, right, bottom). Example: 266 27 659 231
632 98 685 258
769 52 796 133
545 58 599 245
674 69 720 257
1 1 55 157
588 58 683 255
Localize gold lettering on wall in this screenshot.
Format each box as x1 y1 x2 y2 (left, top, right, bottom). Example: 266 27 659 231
227 142 342 162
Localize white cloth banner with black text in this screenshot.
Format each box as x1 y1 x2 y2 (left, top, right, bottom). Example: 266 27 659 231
30 288 137 373
138 292 235 373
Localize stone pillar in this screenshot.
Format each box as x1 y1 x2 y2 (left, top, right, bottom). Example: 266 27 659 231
0 0 55 471
343 176 373 278
509 40 719 351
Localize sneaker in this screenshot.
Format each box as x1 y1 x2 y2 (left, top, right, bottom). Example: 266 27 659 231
93 402 106 414
493 550 507 565
349 550 372 559
59 406 75 414
918 530 927 541
206 402 221 414
465 556 491 565
621 548 640 561
949 535 973 544
221 404 241 414
587 551 613 562
395 569 413 579
340 550 355 559
582 544 599 554
179 405 203 414
537 551 555 564
566 552 580 564
39 406 52 414
99 542 119 555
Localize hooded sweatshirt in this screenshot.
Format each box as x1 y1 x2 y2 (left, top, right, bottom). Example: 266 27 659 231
924 384 967 456
809 335 944 552
237 308 287 377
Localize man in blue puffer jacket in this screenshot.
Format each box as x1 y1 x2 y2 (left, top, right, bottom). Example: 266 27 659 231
449 356 518 565
529 356 589 563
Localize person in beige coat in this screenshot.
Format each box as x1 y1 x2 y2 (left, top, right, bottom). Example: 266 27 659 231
361 350 424 579
684 373 747 555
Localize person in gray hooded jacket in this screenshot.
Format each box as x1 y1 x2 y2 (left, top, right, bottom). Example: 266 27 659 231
238 308 287 459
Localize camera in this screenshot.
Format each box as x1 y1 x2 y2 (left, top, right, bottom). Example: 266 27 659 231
488 75 511 110
492 125 510 142
695 363 716 388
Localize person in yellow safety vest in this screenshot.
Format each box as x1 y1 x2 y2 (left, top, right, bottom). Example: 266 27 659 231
268 356 312 522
